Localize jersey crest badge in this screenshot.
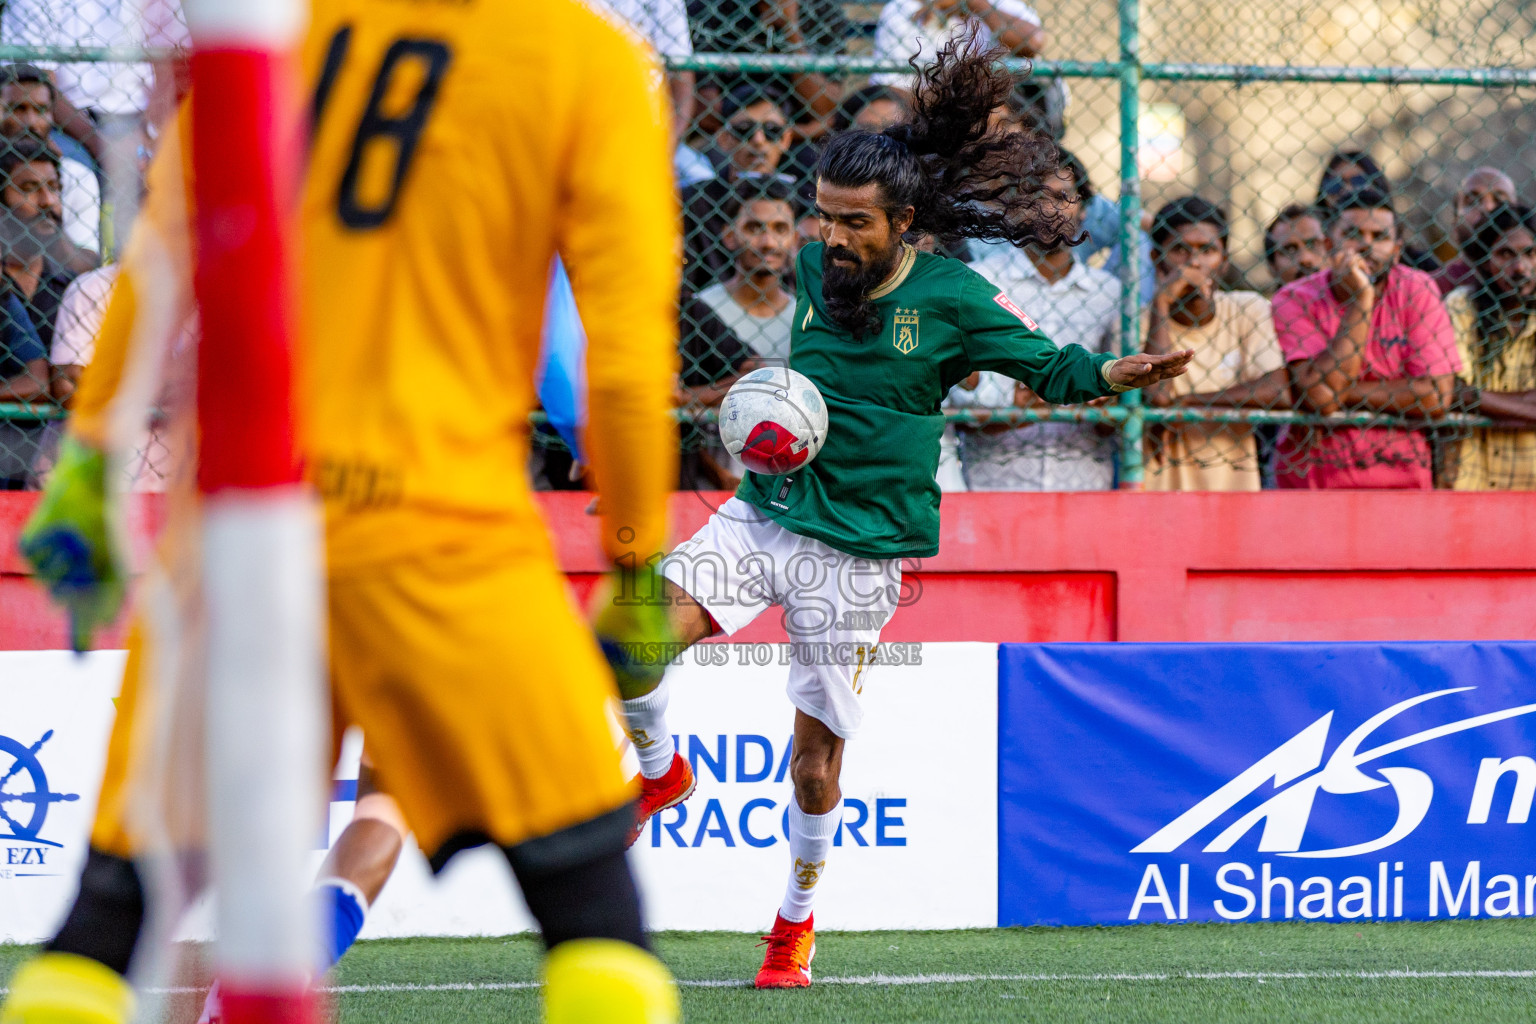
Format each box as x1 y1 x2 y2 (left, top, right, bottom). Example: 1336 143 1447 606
993 292 1039 330
893 308 920 354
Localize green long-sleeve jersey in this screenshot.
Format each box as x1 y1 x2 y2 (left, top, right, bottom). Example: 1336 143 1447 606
735 242 1119 558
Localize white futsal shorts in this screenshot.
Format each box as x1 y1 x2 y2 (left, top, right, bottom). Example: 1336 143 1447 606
659 497 902 738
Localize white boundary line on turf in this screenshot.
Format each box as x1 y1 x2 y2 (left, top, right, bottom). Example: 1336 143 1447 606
338 969 1536 988
5 969 1536 997
98 970 1536 995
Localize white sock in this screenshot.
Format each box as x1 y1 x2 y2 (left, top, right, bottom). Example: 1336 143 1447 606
779 798 843 923
622 678 676 779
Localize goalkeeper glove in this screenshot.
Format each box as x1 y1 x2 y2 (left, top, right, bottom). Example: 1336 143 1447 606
590 561 677 701
19 436 127 653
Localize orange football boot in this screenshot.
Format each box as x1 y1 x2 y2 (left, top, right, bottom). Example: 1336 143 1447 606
625 752 696 848
754 912 815 989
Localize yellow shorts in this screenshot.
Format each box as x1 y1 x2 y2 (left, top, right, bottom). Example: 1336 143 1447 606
89 526 630 869
328 547 635 863
89 569 209 861
89 635 141 860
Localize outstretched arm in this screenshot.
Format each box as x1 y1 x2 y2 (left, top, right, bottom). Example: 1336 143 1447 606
962 274 1192 402
564 22 684 696
561 27 679 568
1102 349 1195 391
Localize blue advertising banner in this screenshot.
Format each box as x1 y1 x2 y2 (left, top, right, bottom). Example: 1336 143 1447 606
998 643 1536 926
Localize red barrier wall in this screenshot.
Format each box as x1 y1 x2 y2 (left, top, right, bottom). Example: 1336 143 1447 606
4 490 1534 649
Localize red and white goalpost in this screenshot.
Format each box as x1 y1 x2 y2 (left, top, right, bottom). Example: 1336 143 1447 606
183 2 324 1023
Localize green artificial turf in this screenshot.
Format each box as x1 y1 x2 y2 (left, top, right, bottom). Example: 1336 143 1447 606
7 919 1536 1022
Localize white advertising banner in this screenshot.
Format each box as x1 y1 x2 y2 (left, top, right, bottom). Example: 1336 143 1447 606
0 642 999 939
629 640 998 931
0 651 126 943
359 641 999 935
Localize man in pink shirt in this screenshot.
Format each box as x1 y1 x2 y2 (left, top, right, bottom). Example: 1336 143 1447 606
1273 188 1461 488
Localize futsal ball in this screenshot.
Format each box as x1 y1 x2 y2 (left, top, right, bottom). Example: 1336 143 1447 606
720 367 829 476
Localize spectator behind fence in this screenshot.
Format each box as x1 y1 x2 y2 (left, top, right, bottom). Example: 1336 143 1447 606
597 0 715 186
1316 151 1390 212
1 0 188 253
1443 205 1536 490
676 290 760 490
1435 167 1518 297
1 135 84 352
683 86 793 290
685 0 840 172
783 84 916 182
1274 188 1459 489
1264 204 1328 288
836 85 914 133
949 152 1118 491
871 0 1047 90
0 213 46 489
696 176 797 366
0 64 102 261
0 128 95 279
1141 196 1287 491
1316 149 1435 273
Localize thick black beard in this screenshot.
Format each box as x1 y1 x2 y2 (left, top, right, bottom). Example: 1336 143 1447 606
821 242 902 339
0 209 50 264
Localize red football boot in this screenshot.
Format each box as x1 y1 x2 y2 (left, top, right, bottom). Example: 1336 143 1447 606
754 912 815 989
625 752 696 848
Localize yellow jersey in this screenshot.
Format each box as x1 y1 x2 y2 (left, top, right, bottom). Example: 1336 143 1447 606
72 0 679 572
301 0 679 571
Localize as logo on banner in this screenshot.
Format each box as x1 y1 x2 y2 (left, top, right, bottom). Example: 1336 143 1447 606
0 730 79 875
1134 687 1536 858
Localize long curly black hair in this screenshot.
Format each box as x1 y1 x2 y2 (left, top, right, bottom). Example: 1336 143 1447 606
816 32 1080 252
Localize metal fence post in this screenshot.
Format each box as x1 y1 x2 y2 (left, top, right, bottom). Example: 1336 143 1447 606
1116 0 1145 489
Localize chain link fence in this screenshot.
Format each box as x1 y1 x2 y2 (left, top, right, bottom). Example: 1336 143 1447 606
4 0 1534 492
657 0 1536 493
0 0 185 491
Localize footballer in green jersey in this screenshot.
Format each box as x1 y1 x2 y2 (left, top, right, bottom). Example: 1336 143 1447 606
736 237 1120 558
612 33 1193 990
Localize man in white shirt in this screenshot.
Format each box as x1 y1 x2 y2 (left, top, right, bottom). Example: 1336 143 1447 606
1141 196 1287 490
949 152 1120 490
42 263 187 492
694 176 797 366
871 0 1047 89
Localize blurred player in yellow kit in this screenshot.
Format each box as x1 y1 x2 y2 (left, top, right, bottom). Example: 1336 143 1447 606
5 2 682 1023
302 3 681 1018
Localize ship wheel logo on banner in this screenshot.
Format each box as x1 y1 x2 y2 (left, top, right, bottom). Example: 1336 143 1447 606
0 731 80 846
